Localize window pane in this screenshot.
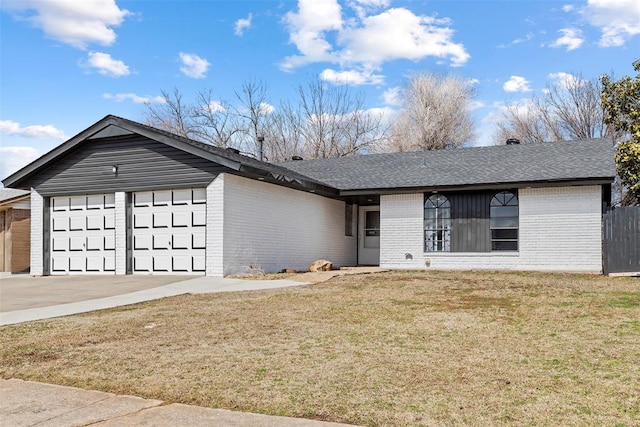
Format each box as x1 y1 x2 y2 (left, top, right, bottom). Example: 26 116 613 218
491 217 518 228
492 241 518 251
492 229 518 240
490 206 519 217
365 211 380 229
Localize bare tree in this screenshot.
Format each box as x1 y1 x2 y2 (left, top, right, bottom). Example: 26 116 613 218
296 77 388 158
389 72 476 151
144 88 193 138
233 79 273 158
495 73 612 144
190 89 240 147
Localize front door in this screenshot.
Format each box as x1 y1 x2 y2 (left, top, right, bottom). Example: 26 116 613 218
358 206 380 265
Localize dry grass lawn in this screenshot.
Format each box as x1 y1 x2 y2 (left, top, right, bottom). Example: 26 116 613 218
1 270 639 426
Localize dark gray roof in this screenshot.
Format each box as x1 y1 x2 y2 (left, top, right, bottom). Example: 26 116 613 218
280 139 616 192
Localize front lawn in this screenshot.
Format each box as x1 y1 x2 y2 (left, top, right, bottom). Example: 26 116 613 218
1 270 638 426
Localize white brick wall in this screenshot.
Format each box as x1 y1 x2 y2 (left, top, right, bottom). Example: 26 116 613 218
380 194 425 269
206 176 225 276
114 192 126 275
380 185 604 273
220 174 356 276
29 188 43 276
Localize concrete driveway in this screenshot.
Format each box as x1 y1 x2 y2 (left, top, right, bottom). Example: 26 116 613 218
0 274 196 312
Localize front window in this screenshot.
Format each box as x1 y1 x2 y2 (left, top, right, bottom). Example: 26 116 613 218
424 194 451 251
490 191 518 251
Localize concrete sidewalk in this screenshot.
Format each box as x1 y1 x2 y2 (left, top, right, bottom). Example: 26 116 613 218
0 379 357 426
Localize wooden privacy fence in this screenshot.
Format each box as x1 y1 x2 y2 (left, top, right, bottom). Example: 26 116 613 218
603 207 640 275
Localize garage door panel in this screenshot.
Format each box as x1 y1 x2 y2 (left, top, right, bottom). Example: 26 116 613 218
69 257 85 272
193 188 206 204
86 235 102 251
153 190 171 206
172 211 190 227
133 188 206 274
134 192 152 207
52 197 69 211
134 213 152 228
172 233 190 249
104 235 115 251
134 256 151 272
69 236 85 251
87 195 104 209
153 256 171 272
52 237 68 252
52 256 68 272
192 209 206 226
69 196 85 211
172 189 191 205
192 233 206 249
52 217 67 232
193 256 205 272
104 214 115 230
69 216 85 231
104 256 115 272
153 234 170 250
134 235 151 250
86 256 103 272
153 212 171 228
86 215 103 230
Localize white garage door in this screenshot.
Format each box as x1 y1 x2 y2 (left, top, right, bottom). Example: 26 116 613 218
132 188 206 273
50 194 116 274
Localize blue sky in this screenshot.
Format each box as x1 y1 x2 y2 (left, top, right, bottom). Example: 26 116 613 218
1 0 639 181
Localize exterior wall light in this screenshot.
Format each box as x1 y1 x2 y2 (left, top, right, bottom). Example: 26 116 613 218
112 165 118 174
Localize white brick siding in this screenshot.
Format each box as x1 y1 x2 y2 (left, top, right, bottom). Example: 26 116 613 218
380 185 603 273
29 188 43 276
380 194 425 269
114 192 126 274
219 174 356 276
206 177 225 276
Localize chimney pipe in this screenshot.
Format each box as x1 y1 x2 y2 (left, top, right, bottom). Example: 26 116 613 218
506 138 520 145
257 136 264 161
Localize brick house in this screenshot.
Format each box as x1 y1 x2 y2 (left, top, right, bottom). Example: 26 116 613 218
2 115 615 276
0 189 31 273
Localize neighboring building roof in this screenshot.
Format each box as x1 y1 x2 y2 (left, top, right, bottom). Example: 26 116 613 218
281 138 616 193
0 188 30 205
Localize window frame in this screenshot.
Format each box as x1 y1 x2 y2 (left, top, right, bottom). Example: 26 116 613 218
490 191 519 251
424 194 451 252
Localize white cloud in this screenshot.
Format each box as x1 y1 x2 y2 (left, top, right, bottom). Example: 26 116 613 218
258 102 275 115
320 68 384 85
581 0 640 47
281 0 469 82
548 72 586 90
562 5 575 12
234 13 252 36
103 93 165 104
550 28 584 51
1 0 130 49
0 120 67 140
86 51 129 77
503 76 532 93
207 101 227 113
178 52 210 79
382 87 403 106
0 146 41 180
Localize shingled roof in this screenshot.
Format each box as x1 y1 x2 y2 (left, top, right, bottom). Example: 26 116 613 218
280 138 616 192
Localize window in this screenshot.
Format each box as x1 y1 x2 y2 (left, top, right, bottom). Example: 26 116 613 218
424 194 451 251
490 191 518 251
345 203 353 236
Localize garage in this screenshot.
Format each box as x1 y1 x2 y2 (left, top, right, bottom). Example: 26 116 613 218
132 188 206 273
50 194 116 274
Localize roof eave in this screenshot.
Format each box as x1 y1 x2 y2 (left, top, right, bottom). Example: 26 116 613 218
338 177 615 196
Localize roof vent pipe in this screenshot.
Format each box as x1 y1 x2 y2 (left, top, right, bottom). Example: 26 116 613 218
257 136 264 161
506 138 520 145
292 156 304 161
226 147 240 155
